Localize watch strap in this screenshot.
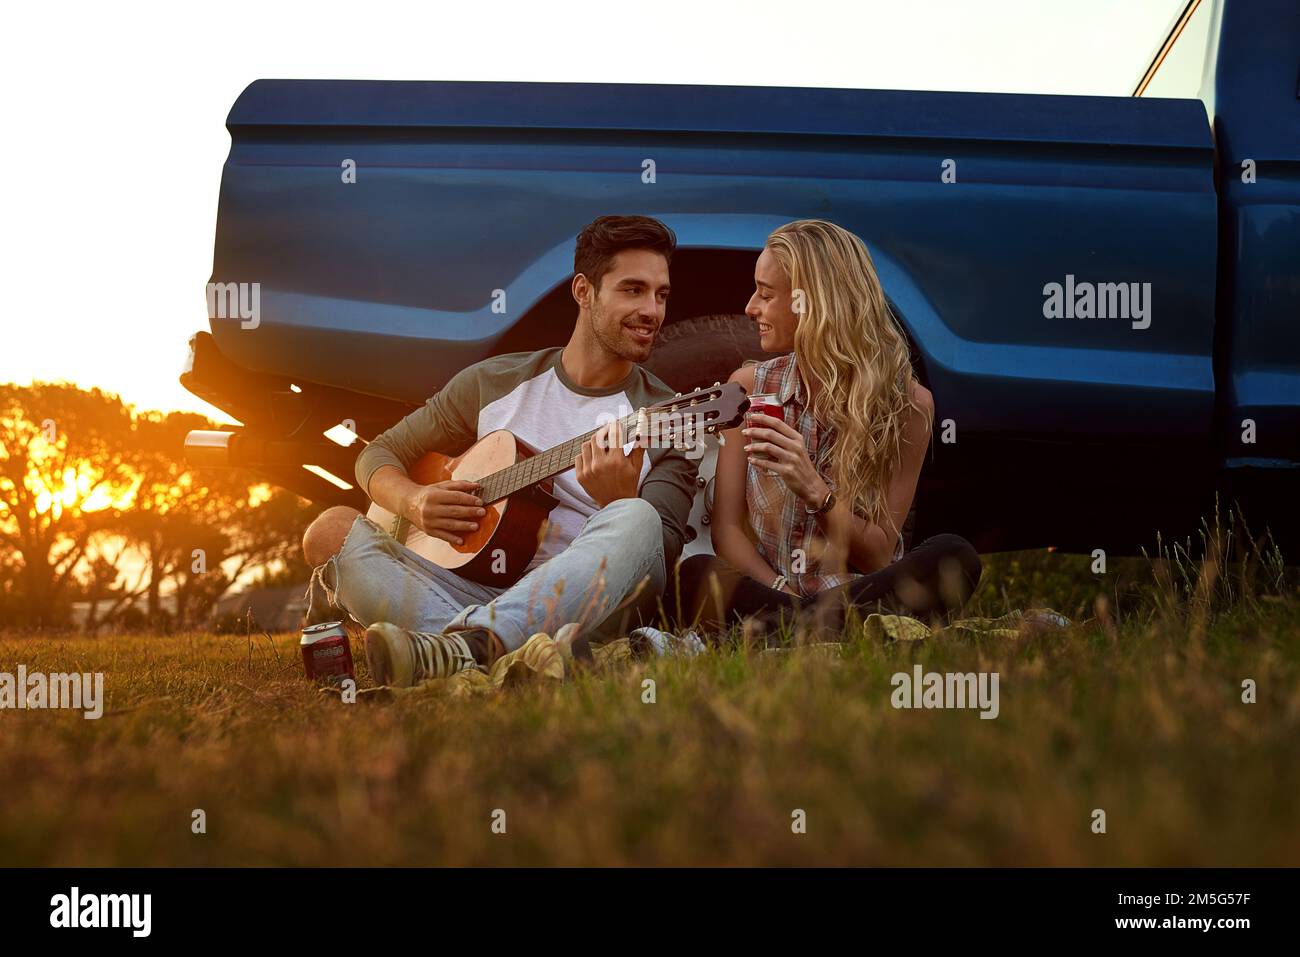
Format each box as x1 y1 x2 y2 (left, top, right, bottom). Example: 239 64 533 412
806 486 835 516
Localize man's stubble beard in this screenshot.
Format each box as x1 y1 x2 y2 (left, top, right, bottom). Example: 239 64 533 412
590 293 654 364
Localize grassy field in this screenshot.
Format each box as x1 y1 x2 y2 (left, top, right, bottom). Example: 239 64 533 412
2 513 1298 866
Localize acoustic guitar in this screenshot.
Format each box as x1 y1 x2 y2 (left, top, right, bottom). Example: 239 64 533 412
365 381 748 585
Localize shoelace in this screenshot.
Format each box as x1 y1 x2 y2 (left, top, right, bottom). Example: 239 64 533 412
410 630 477 679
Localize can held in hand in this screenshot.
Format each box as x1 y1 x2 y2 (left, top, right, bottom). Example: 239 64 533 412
301 621 355 684
745 392 783 424
745 393 783 477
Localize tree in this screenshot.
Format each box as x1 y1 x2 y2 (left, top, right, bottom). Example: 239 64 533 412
1 381 319 633
0 382 138 629
97 409 316 632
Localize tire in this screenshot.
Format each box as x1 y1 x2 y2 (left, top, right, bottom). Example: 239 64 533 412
645 314 765 394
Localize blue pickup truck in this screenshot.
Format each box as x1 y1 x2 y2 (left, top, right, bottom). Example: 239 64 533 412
182 0 1299 558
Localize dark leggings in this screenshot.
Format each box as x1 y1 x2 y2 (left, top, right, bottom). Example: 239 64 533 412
666 534 982 640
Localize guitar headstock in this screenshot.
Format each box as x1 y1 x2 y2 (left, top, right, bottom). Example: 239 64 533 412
641 381 750 450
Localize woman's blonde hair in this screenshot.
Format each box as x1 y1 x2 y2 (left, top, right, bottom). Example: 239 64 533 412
766 219 930 544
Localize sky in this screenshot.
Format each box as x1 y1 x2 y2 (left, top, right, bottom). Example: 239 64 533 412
2 0 1202 427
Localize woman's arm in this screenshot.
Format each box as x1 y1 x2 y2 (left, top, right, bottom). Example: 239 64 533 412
709 365 795 593
744 381 934 576
812 382 934 573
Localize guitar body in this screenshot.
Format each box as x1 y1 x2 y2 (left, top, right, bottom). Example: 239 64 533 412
365 429 557 587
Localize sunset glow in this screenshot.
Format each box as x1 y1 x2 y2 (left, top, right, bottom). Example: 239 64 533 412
29 464 139 517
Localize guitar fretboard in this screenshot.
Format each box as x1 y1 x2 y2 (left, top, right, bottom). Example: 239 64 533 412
476 411 645 505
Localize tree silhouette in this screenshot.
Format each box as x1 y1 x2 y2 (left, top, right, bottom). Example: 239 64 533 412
1 381 319 632
0 382 137 628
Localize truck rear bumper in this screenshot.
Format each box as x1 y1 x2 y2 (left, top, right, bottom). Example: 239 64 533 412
179 331 415 509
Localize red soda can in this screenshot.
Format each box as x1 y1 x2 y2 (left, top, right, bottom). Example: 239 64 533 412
746 392 783 425
746 393 783 477
301 621 355 683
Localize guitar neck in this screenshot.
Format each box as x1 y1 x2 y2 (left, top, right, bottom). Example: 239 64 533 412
476 411 642 505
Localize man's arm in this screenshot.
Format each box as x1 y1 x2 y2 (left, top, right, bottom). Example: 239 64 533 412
638 444 699 573
571 418 697 571
355 375 477 494
353 366 480 535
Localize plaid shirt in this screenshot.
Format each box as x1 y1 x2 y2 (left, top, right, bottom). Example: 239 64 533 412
745 353 904 597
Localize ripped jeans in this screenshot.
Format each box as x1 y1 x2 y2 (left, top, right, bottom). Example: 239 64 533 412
303 496 667 652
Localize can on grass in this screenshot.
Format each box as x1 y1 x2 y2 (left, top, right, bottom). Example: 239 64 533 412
300 621 355 683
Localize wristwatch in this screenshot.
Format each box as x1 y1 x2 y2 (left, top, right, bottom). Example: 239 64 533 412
805 486 836 516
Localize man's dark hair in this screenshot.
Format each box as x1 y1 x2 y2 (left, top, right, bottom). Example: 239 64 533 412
574 215 677 289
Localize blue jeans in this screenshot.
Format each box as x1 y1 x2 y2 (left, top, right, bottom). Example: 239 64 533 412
304 497 666 652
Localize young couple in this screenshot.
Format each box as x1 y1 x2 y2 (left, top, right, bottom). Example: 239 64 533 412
300 214 979 688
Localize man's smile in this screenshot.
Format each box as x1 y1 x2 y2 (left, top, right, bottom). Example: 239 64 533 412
624 321 658 345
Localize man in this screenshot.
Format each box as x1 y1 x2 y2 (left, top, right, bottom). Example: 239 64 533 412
300 215 697 687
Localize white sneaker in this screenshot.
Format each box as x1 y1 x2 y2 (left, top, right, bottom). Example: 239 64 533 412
364 622 480 687
628 626 706 657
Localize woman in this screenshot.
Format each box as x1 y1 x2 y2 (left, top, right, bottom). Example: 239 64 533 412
670 220 981 638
